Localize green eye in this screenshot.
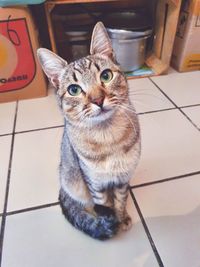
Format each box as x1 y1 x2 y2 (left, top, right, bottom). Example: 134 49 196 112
67 84 82 96
100 69 113 83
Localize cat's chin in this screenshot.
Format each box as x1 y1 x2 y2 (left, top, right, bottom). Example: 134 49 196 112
89 108 115 124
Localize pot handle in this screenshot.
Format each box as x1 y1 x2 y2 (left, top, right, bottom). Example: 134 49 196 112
118 36 150 44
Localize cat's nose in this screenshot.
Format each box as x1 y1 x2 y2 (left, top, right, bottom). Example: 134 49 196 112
91 96 105 108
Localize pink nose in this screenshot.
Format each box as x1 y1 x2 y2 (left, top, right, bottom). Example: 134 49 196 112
92 96 104 107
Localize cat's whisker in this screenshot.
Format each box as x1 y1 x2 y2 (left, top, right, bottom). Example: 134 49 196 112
120 109 137 136
129 87 156 94
112 104 138 135
114 103 137 114
129 92 167 104
129 88 151 92
130 99 156 111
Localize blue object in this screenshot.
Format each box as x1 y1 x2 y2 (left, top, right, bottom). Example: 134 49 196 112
125 65 155 78
0 0 45 7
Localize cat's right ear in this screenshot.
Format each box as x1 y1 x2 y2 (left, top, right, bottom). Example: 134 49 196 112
37 48 67 88
90 22 114 58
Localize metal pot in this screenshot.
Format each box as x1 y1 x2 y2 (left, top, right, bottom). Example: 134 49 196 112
107 28 152 72
104 10 153 72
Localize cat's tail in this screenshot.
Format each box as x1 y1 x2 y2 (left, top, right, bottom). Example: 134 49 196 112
59 189 119 240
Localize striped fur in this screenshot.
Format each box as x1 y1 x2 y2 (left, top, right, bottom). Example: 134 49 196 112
37 22 141 240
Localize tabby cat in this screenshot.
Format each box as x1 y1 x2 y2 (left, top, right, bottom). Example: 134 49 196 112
37 22 141 240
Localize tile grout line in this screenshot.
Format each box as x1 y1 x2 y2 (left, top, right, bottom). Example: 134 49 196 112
3 202 60 217
14 124 64 135
1 102 200 138
138 103 200 116
179 108 200 131
149 78 200 132
0 125 64 138
131 170 200 189
0 170 199 217
129 189 164 267
180 103 200 109
0 133 12 138
1 84 200 137
0 102 18 267
137 107 176 116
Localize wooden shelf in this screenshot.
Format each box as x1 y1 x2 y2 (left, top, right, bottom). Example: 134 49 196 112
44 0 182 78
47 0 119 4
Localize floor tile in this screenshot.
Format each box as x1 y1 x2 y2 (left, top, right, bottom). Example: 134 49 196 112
181 106 200 130
16 88 63 132
151 71 200 107
128 78 174 113
0 102 16 135
0 136 12 214
7 128 63 212
133 174 200 267
2 196 159 267
131 110 200 185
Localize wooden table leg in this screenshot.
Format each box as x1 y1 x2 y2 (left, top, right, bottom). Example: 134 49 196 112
44 2 57 53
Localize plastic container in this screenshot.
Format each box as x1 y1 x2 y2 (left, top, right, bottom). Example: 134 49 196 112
0 0 45 7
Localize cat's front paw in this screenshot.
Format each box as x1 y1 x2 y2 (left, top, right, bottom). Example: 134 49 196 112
120 215 132 231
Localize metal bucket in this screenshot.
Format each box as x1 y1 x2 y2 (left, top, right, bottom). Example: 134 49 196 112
107 28 152 72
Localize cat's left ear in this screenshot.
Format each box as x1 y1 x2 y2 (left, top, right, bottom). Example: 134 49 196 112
90 22 114 58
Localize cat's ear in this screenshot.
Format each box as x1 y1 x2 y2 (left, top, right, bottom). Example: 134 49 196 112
37 48 67 88
90 22 113 58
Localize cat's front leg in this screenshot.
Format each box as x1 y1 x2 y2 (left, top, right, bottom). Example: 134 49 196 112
113 184 132 231
87 184 115 218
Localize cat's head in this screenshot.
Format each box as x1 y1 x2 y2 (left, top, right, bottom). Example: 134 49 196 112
37 22 129 126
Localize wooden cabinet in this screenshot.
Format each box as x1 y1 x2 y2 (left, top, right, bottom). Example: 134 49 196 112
44 0 181 78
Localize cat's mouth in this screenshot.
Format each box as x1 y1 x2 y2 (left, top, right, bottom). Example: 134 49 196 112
99 108 110 114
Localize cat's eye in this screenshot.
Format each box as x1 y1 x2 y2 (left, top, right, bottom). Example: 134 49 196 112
100 69 113 83
67 84 82 96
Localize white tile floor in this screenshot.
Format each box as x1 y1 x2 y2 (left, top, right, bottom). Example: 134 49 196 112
0 69 200 267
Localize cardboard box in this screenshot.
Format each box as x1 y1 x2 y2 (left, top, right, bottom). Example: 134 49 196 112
171 0 200 72
0 6 47 103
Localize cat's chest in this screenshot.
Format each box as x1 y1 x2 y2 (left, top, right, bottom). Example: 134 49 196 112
69 125 138 160
67 125 140 181
70 127 123 155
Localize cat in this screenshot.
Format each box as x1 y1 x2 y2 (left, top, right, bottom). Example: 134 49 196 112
37 22 141 240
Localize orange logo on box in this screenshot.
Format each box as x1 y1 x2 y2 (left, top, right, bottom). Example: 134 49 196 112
183 54 200 71
0 17 36 93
